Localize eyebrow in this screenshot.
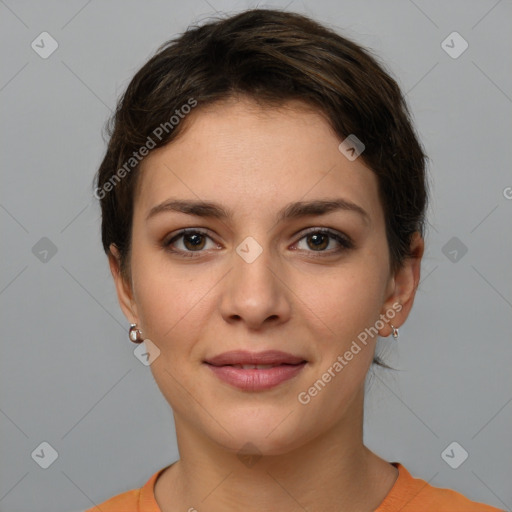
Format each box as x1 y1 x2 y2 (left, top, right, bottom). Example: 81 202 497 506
146 198 370 225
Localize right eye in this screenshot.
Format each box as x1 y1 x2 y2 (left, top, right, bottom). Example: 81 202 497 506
163 228 220 257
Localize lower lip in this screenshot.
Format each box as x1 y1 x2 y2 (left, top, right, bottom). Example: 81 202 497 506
205 363 306 391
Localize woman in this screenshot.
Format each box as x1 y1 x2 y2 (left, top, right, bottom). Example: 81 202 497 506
88 8 502 511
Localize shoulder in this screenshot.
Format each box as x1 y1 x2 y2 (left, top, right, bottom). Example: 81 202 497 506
85 489 140 512
84 488 140 511
84 466 165 512
377 463 504 512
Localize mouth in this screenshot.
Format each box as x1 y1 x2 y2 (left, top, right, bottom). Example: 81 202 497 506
204 349 306 367
204 350 307 391
224 363 298 369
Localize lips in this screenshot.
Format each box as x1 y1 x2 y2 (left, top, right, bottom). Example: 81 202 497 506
230 364 280 369
204 350 307 391
204 350 306 367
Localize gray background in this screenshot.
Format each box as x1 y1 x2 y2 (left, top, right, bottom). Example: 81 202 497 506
1 0 511 510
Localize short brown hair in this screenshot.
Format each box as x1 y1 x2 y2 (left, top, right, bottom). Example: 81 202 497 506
95 8 428 366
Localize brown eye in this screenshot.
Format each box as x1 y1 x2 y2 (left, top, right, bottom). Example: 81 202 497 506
181 232 206 251
164 229 217 256
295 229 353 254
306 232 329 251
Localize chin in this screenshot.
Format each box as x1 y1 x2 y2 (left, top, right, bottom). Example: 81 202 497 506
217 431 308 458
203 408 316 457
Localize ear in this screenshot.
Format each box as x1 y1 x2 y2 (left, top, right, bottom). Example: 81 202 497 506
108 244 139 325
379 232 424 337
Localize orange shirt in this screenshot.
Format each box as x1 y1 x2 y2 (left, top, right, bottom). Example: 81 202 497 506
85 462 504 511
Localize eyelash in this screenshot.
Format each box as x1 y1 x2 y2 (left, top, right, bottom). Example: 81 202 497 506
163 227 354 258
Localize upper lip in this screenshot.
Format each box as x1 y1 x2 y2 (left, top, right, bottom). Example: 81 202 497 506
204 350 306 366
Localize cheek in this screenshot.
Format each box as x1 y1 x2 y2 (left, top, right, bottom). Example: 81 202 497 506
296 260 388 346
129 249 218 353
290 264 387 424
130 257 213 405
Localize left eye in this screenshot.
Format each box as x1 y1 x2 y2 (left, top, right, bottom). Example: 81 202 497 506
294 229 352 253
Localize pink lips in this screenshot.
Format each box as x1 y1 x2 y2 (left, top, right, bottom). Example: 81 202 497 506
204 350 307 391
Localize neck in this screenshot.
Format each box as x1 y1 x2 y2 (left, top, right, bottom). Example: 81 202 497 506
154 388 398 512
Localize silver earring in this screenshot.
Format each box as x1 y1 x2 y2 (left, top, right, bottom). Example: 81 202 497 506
129 323 144 344
390 324 399 339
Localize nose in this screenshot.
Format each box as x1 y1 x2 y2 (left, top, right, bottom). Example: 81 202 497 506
219 239 292 330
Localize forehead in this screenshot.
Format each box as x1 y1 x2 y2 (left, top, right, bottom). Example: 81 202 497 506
136 97 383 225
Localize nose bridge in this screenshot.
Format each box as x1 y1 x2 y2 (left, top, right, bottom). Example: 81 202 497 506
219 232 290 327
233 233 278 299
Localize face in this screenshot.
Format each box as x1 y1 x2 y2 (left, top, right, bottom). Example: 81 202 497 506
110 97 422 456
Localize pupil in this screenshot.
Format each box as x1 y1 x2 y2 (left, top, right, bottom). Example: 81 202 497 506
309 233 327 250
185 234 205 250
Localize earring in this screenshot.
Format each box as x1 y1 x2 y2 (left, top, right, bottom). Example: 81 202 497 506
129 323 144 344
390 324 399 339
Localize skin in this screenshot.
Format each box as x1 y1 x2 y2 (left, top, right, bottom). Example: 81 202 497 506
109 96 424 511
